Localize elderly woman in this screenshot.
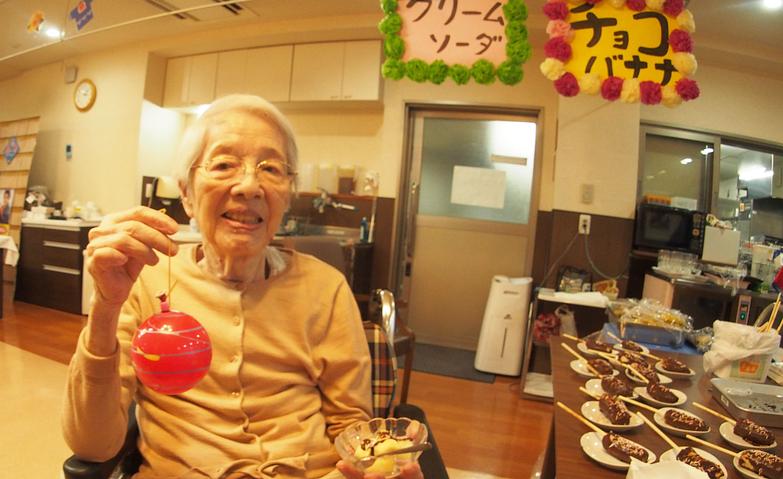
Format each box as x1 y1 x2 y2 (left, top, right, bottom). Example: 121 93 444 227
62 95 422 479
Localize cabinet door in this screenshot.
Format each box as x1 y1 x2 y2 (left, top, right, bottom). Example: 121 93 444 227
188 53 218 105
290 42 344 101
342 40 381 101
215 50 248 98
245 45 293 102
163 56 190 108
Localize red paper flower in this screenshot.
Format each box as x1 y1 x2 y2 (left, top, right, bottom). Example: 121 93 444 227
640 81 662 105
664 0 685 17
676 78 700 101
626 0 646 11
543 1 569 20
585 0 602 4
601 76 624 101
554 72 580 97
544 36 572 62
670 29 693 53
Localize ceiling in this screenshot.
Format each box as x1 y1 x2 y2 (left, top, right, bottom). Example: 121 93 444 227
0 0 781 81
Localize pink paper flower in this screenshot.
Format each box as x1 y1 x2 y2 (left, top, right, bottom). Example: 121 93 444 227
601 76 624 101
670 29 693 53
546 20 572 39
543 1 569 20
544 36 572 62
554 72 580 97
663 0 684 16
676 78 700 101
640 81 662 105
627 0 646 11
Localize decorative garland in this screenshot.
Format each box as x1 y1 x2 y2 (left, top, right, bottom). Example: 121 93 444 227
540 0 699 106
379 0 531 86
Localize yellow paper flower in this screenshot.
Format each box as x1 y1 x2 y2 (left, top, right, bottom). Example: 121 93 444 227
579 73 601 95
539 58 566 81
646 0 664 11
672 52 698 76
676 10 696 34
620 78 640 103
608 0 626 8
662 84 683 108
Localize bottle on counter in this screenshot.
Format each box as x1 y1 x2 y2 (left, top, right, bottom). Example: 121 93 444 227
359 217 369 243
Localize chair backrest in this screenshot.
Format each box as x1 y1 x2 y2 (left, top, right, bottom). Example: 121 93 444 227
290 236 348 277
363 320 397 418
368 289 397 343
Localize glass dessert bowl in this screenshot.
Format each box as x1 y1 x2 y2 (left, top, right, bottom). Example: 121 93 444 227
335 417 429 477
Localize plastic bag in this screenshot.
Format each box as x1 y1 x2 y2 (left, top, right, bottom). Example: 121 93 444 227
686 326 714 353
703 320 780 380
555 305 577 337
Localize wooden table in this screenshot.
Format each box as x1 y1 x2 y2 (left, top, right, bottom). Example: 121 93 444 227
547 336 783 479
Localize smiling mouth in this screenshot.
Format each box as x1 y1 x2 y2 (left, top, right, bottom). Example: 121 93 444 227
222 212 263 225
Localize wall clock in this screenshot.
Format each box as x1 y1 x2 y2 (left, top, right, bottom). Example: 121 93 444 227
73 79 97 112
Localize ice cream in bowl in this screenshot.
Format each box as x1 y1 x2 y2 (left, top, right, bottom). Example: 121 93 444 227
335 417 429 477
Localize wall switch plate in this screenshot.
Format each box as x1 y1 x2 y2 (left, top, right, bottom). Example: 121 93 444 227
581 183 594 204
578 214 591 235
65 144 73 160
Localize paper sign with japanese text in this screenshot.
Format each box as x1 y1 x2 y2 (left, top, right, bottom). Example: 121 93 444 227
540 0 699 106
379 0 532 86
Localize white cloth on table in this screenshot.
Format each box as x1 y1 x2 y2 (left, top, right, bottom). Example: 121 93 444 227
0 235 19 267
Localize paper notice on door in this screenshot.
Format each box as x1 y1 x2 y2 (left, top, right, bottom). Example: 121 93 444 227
450 166 506 209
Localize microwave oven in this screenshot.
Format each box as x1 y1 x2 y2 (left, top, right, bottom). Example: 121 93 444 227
633 203 706 254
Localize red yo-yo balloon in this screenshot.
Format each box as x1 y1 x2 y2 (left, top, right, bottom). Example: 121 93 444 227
130 293 211 395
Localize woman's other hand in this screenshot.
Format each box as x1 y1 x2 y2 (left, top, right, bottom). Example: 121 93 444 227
336 460 423 479
85 206 179 308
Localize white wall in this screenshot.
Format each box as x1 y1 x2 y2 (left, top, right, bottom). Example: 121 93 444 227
137 101 187 180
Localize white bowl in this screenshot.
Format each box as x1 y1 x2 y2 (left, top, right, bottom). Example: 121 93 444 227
570 359 618 378
634 386 688 407
655 360 696 378
654 407 710 438
660 447 727 479
581 400 643 431
719 421 777 450
578 341 609 357
580 432 656 470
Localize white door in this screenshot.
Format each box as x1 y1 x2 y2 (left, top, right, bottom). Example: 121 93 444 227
395 107 542 350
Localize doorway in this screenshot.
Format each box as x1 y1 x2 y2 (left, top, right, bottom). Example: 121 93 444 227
394 105 543 349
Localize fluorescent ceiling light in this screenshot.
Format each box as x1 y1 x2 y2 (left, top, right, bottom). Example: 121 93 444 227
680 157 693 165
44 27 62 39
762 0 783 10
700 146 714 155
739 166 774 181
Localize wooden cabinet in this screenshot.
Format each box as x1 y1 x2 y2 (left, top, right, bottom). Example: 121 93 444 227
215 45 293 102
290 40 381 102
163 53 218 107
16 222 93 315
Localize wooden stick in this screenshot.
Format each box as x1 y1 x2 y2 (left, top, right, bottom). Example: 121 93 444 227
772 293 783 333
692 402 736 425
685 434 739 458
579 386 600 400
618 395 659 414
638 350 663 361
607 331 622 343
636 412 678 450
596 351 619 363
561 343 602 377
625 365 650 384
562 333 579 341
556 401 605 435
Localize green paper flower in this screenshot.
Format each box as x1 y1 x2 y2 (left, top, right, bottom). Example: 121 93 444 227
382 58 406 80
428 60 448 85
507 39 532 63
380 0 398 15
503 0 528 22
506 21 528 42
384 34 405 59
379 13 402 35
405 59 429 83
449 64 470 85
497 61 524 85
471 59 495 85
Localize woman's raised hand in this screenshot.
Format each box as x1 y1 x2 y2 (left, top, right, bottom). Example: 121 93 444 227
85 206 180 308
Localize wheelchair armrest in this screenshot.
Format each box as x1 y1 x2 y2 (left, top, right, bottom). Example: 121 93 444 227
63 409 142 479
394 403 450 479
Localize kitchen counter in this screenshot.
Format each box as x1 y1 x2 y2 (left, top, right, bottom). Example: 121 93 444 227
21 217 101 229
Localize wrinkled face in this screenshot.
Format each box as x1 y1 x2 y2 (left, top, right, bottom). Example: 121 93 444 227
181 110 292 260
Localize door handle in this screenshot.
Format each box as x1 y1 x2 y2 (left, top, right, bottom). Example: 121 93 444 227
407 181 419 258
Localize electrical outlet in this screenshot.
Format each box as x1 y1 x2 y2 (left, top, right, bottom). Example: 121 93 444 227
578 214 591 235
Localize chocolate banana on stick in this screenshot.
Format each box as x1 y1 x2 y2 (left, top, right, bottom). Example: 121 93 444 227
602 432 649 463
599 394 631 425
739 450 783 479
676 447 726 479
734 418 776 446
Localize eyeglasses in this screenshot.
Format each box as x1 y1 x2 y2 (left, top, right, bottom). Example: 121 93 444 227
197 156 296 185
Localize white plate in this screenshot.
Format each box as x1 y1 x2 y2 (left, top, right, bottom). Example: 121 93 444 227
654 407 710 437
580 432 656 470
660 447 728 478
719 421 777 450
581 400 643 431
577 341 611 357
634 386 687 407
733 453 764 479
613 342 651 355
655 360 696 378
625 366 673 385
570 359 619 378
584 378 639 399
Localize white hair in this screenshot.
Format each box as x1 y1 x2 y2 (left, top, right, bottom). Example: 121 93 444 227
173 94 298 190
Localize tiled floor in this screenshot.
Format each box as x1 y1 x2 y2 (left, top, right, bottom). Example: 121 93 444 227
0 342 72 478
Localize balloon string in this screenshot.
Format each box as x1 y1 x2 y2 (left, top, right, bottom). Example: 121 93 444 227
158 208 172 307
